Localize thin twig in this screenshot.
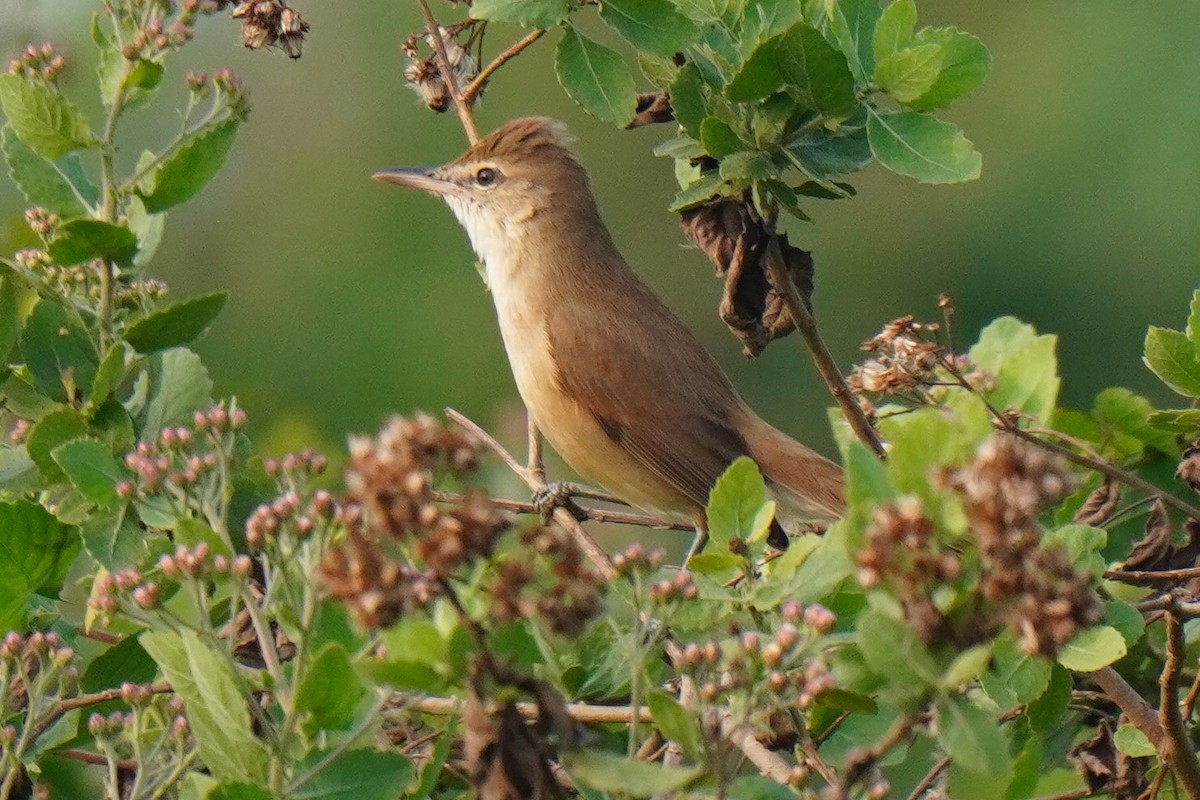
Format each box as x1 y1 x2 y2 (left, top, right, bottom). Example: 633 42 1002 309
447 407 618 580
763 238 887 458
906 755 950 800
431 490 692 531
1107 565 1200 583
1160 611 1200 799
723 715 796 785
1181 660 1200 723
406 694 653 724
26 683 172 744
413 0 480 144
461 29 545 105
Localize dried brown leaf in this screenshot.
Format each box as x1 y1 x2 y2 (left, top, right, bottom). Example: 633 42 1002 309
1074 479 1121 527
680 198 814 357
628 92 674 128
1069 719 1148 800
1121 499 1174 573
1178 440 1200 494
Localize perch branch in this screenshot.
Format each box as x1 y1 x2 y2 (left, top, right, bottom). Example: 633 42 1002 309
432 490 692 531
763 238 886 458
1160 610 1200 799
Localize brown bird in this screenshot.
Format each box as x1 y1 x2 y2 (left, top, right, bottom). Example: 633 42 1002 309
374 118 844 553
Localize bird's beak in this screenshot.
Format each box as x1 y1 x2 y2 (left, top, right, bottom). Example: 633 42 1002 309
371 167 457 195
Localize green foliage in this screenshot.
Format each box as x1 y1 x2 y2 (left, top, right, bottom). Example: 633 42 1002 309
555 27 639 127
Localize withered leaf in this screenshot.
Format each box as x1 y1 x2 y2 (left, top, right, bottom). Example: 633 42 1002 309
1068 719 1148 800
680 197 815 357
464 691 566 800
1177 440 1200 494
1118 499 1200 585
1074 479 1121 527
628 92 674 128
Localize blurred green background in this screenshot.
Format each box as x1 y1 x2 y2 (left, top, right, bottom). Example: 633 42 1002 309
2 0 1199 475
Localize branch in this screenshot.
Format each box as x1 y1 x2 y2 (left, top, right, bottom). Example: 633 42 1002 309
906 755 950 800
405 694 653 724
1160 611 1200 799
413 0 480 144
722 715 796 785
1107 565 1200 583
763 238 887 458
432 490 692 531
1090 667 1164 749
446 407 618 580
26 683 172 744
461 29 545 106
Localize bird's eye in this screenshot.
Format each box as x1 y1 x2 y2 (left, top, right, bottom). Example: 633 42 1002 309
475 167 499 187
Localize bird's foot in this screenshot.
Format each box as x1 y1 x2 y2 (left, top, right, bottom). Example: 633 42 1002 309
532 481 590 522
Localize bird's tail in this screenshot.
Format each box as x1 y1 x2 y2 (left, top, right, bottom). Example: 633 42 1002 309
738 410 846 529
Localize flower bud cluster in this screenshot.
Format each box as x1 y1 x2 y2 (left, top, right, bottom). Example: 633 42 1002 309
673 603 838 711
8 43 66 84
858 497 962 642
941 435 1099 656
8 419 29 445
1 631 79 719
118 15 194 59
486 525 604 638
89 692 190 762
89 546 250 623
24 208 60 239
318 526 443 629
117 402 245 501
403 25 479 112
611 543 667 576
245 485 334 552
230 1 310 58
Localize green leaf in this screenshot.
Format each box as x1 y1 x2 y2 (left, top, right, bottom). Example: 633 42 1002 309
600 0 699 56
669 64 706 139
825 0 880 84
210 785 274 800
686 552 743 574
1092 386 1180 457
726 36 788 102
981 634 1051 708
907 28 991 111
25 407 88 483
873 0 916 63
669 171 725 211
786 126 872 178
564 750 700 796
0 74 94 160
1114 724 1156 758
47 219 139 266
21 300 99 402
52 437 127 506
719 150 778 183
125 292 228 353
1042 524 1106 577
140 348 214 436
968 316 1060 420
942 644 993 689
700 117 745 158
555 28 637 126
0 446 39 495
1104 602 1146 647
1149 409 1200 437
0 275 18 364
80 505 147 570
939 696 1012 778
140 120 240 213
296 643 365 734
1026 664 1072 732
1144 326 1200 397
648 689 702 759
291 748 413 800
81 633 157 692
777 23 858 120
866 108 981 183
470 0 569 28
1058 625 1127 672
141 629 269 784
740 0 804 45
91 343 128 405
2 126 89 217
875 44 943 104
0 500 78 630
707 456 773 549
857 607 939 690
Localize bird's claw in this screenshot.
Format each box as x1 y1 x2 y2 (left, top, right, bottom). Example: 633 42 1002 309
533 481 588 522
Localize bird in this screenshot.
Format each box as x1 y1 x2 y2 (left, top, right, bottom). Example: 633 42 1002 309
374 117 844 554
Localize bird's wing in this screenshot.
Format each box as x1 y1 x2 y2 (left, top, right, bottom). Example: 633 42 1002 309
545 278 749 508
